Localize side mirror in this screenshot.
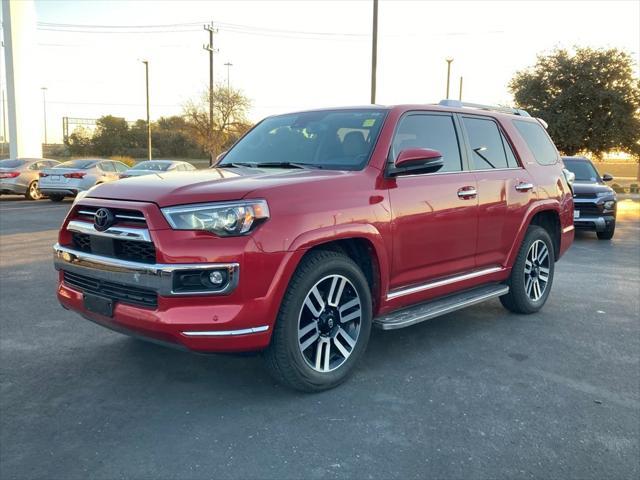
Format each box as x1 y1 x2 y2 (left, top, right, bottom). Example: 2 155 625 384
562 168 575 186
602 173 613 182
389 148 444 176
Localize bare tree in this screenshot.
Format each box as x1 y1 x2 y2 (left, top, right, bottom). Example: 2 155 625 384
183 85 252 164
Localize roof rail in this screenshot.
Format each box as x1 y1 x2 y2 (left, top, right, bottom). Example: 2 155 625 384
438 99 531 117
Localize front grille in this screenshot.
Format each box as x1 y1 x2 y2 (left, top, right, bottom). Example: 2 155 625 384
116 240 156 263
71 232 156 264
575 203 602 216
75 207 147 226
574 193 597 199
63 270 158 308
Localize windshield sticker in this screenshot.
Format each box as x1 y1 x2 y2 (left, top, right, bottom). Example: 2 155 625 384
362 119 376 127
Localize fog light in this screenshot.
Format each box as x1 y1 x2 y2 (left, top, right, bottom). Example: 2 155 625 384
209 270 225 285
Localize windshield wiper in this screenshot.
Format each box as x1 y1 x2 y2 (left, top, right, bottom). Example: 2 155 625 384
222 161 320 169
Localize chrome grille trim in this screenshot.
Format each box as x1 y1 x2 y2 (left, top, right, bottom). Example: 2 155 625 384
67 220 152 242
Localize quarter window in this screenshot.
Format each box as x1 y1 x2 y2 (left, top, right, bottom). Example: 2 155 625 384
463 117 512 170
391 114 463 173
100 162 115 172
514 120 559 165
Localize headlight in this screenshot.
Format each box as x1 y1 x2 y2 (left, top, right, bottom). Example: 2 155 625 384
604 200 616 210
596 191 613 198
161 199 269 236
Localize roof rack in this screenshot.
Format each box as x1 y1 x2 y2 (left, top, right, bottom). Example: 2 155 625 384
438 99 531 117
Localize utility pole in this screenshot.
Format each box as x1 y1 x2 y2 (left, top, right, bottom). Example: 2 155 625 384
458 76 463 101
203 22 218 166
224 61 233 90
141 60 152 160
370 0 378 104
445 58 453 99
41 87 47 145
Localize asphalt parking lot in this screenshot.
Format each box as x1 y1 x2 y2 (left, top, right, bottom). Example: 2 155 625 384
1 196 638 480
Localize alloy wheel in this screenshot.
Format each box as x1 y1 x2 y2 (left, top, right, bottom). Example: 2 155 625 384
524 239 550 301
30 182 42 200
297 274 362 373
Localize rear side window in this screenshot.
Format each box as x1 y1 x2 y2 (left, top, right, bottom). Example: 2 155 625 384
99 162 115 172
514 120 558 165
463 117 517 170
57 160 97 169
391 114 463 173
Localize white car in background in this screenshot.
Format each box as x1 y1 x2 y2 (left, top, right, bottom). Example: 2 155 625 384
0 158 60 200
119 160 196 178
39 159 129 202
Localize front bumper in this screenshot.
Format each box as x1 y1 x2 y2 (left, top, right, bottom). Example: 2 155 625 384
54 243 275 352
574 215 615 232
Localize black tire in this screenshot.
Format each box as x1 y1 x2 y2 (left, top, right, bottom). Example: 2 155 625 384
48 194 65 202
500 225 555 314
597 221 615 240
25 181 43 200
263 249 372 392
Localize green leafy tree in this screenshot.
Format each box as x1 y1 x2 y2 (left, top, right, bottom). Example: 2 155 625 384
66 126 93 156
509 47 640 159
92 116 132 156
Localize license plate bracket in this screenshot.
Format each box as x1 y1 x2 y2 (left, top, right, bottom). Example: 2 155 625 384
83 293 114 317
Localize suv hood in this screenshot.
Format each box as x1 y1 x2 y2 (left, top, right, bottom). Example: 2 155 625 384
86 167 349 207
572 181 614 196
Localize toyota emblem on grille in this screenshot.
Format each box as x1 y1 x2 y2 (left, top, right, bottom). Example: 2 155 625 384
94 208 115 231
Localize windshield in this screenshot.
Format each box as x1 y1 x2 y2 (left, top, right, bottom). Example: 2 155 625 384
55 160 98 169
563 158 601 182
219 109 388 170
0 159 26 168
132 161 172 171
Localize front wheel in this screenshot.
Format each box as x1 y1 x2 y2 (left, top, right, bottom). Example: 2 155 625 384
25 181 43 200
500 225 555 314
263 249 372 392
597 221 615 240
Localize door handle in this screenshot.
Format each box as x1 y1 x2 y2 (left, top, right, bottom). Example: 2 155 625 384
515 182 534 192
457 186 477 199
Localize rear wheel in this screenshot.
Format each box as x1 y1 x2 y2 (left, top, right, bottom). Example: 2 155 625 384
263 250 372 392
597 221 615 240
25 181 43 200
48 194 65 202
500 226 555 314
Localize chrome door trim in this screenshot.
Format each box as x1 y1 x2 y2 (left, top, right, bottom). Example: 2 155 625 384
67 220 151 242
386 266 504 300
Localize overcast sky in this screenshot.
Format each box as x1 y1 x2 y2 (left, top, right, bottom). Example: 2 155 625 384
4 0 640 143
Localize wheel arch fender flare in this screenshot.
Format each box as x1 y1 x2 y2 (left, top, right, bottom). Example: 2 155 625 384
505 201 561 268
285 223 390 313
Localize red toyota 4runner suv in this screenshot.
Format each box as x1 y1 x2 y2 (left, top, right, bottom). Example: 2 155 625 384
54 101 574 391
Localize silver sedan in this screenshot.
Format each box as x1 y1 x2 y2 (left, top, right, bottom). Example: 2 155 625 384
0 158 61 200
119 160 196 178
39 159 129 202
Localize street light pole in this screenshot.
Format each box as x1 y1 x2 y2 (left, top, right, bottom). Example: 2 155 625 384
370 0 378 104
224 61 233 90
142 60 151 160
445 58 453 99
41 87 47 145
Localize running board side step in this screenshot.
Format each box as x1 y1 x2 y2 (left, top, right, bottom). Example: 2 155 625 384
374 284 509 330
